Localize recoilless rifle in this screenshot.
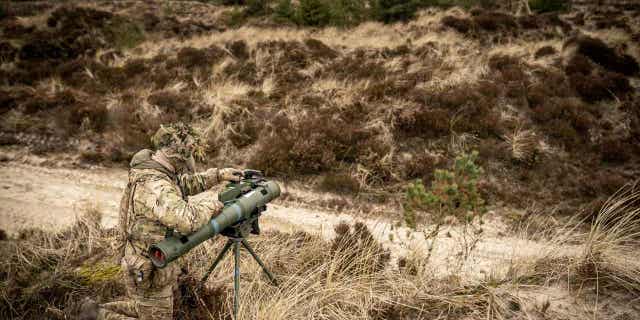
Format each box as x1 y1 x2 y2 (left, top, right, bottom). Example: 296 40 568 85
148 169 281 318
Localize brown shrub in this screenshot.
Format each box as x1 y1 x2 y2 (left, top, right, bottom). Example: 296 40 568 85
489 54 520 72
452 103 503 137
147 90 194 118
473 11 517 32
0 89 19 114
108 93 154 153
223 61 259 84
519 13 572 32
569 71 631 103
382 44 411 58
47 6 113 30
250 108 389 178
0 41 16 61
403 152 437 184
565 54 593 75
594 17 631 32
575 36 640 76
534 46 556 59
176 45 225 70
21 90 74 115
532 97 595 146
361 79 407 102
304 38 338 59
526 84 551 108
598 138 633 163
18 38 68 61
395 106 450 138
88 65 129 92
56 58 101 85
319 172 361 194
225 40 249 60
442 16 474 33
327 52 386 81
2 20 35 39
578 171 627 200
222 98 264 148
489 54 527 85
122 58 148 79
528 68 572 105
67 100 109 133
330 222 390 274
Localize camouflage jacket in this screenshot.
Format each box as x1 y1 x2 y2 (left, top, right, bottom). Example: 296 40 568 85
119 149 223 256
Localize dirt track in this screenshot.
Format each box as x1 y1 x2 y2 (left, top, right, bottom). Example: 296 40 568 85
0 161 552 280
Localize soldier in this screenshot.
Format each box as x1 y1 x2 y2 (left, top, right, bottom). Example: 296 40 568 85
80 122 242 320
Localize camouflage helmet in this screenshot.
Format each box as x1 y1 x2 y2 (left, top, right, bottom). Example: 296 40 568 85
151 122 205 162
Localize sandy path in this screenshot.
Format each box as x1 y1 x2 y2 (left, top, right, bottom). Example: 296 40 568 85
0 162 549 279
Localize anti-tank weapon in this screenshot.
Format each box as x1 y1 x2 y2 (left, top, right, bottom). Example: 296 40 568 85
148 170 280 319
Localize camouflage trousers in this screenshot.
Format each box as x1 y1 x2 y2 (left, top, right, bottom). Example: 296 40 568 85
98 252 179 320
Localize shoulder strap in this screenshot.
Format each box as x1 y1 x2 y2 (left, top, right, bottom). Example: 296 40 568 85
116 178 134 258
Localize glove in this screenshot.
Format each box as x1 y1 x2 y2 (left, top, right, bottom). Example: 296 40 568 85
218 168 243 182
212 200 224 215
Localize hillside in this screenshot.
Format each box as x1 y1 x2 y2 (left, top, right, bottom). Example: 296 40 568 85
1 0 639 319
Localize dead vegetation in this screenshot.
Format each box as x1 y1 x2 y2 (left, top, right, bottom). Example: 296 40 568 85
0 0 638 255
3 182 640 319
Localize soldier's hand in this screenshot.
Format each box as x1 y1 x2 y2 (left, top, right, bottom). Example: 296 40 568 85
212 200 224 214
218 168 243 182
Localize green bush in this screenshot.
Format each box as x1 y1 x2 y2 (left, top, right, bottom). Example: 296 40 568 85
529 0 569 13
227 8 249 27
274 0 296 23
328 0 368 26
298 0 331 26
107 20 145 50
403 151 486 229
246 0 270 15
220 0 245 5
370 0 419 24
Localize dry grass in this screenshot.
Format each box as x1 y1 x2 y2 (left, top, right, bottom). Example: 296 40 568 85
520 182 640 301
503 127 538 163
575 183 640 295
3 184 640 319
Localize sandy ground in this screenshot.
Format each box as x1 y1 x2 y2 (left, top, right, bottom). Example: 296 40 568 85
0 160 554 281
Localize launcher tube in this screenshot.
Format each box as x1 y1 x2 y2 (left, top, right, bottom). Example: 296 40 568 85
149 181 280 268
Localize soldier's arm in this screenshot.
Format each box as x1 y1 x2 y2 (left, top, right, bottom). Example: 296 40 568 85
178 168 220 196
142 177 222 234
178 168 243 196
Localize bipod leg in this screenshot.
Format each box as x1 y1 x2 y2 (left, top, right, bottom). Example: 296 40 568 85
200 239 234 285
233 238 241 320
241 239 278 286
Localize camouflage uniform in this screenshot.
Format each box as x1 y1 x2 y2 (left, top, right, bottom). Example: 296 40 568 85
98 124 231 320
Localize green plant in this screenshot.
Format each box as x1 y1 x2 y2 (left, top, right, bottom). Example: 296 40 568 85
529 0 569 13
246 0 270 15
404 151 486 228
370 0 419 23
297 0 331 26
274 0 296 22
107 20 145 50
327 0 368 27
228 8 249 27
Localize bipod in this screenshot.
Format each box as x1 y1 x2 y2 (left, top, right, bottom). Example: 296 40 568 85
200 223 278 319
